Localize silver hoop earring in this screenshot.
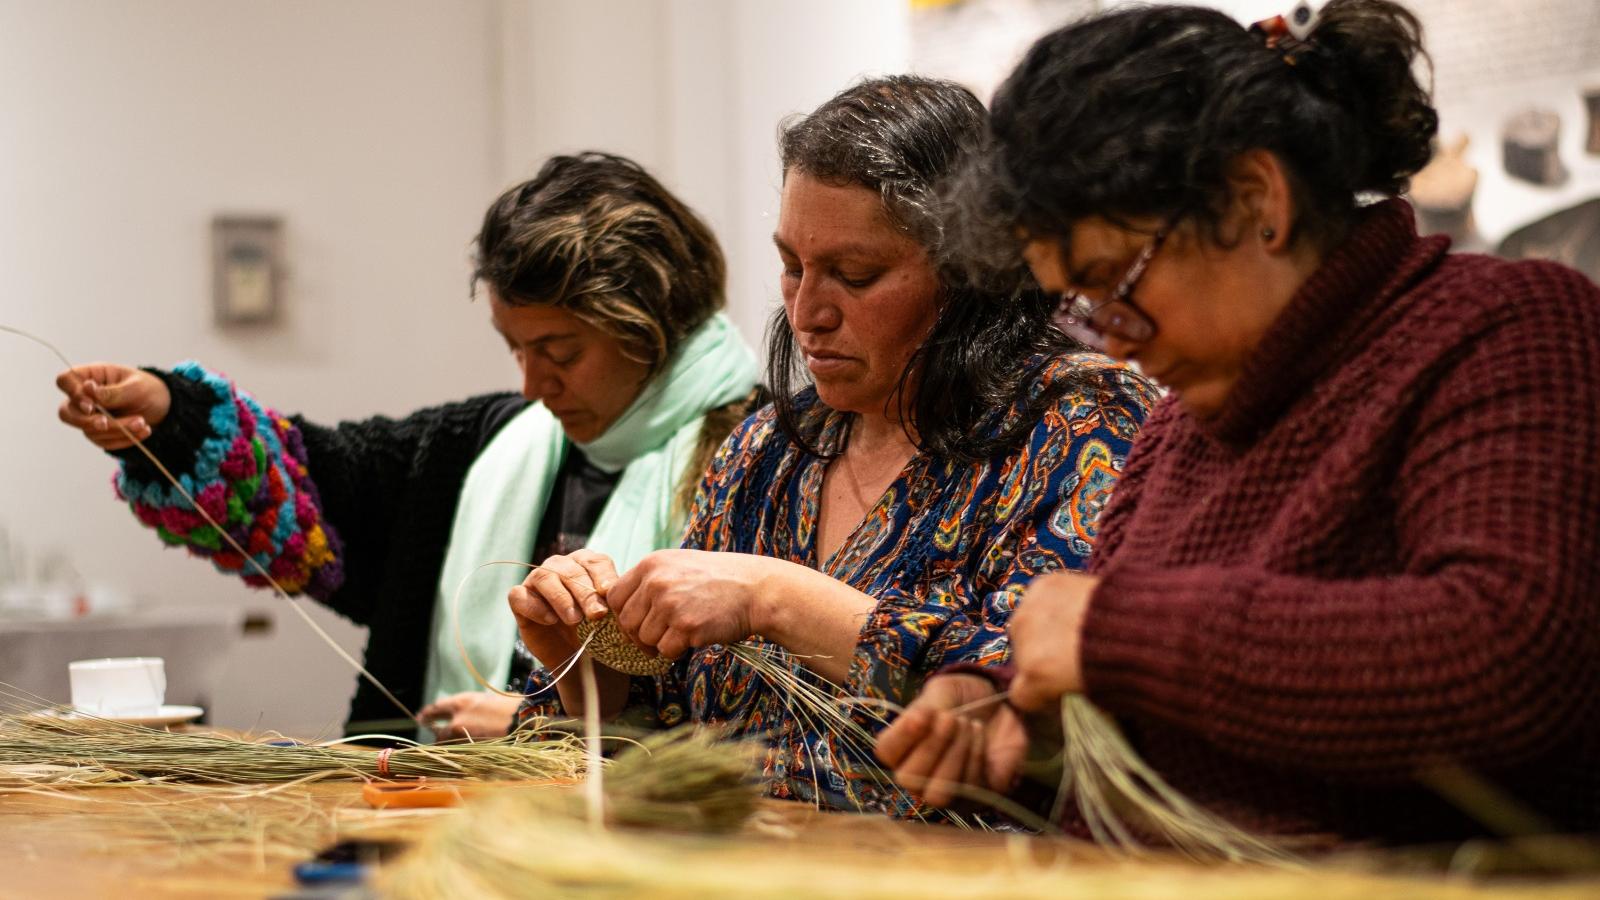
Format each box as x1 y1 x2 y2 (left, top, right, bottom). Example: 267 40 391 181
1261 226 1276 241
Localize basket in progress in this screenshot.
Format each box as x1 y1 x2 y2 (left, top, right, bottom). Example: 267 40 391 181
576 615 675 676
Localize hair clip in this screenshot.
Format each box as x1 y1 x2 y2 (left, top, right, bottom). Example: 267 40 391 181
1284 1 1320 40
1249 2 1321 65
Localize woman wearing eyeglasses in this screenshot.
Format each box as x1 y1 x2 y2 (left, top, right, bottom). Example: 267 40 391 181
879 0 1600 842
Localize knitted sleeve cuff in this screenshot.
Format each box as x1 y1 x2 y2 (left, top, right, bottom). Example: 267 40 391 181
1079 564 1245 731
112 361 345 601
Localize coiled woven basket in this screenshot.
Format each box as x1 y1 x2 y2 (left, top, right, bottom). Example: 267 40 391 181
575 615 675 676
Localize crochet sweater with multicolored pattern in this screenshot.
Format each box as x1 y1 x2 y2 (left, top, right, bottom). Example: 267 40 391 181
113 363 527 729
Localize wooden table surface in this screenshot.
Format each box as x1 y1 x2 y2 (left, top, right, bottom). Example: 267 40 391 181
0 780 1051 899
2 772 1597 899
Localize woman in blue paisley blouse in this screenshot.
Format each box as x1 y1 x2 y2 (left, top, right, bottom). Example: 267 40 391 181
509 75 1157 815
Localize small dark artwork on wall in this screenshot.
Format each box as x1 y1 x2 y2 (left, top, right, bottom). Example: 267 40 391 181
1502 108 1567 187
1497 197 1600 283
212 216 284 327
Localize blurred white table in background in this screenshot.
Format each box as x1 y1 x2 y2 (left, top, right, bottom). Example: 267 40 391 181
0 606 242 715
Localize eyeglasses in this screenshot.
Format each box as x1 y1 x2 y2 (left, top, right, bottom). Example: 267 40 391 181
1055 228 1167 350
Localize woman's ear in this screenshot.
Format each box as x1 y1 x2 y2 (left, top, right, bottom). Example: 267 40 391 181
1223 149 1295 253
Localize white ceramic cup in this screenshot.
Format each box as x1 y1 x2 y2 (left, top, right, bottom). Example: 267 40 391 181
68 657 166 716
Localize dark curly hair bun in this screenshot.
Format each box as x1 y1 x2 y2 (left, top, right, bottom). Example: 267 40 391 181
958 0 1438 258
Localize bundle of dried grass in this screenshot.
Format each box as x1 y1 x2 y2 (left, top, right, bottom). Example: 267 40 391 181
725 642 1294 863
16 725 757 878
1052 695 1297 864
0 710 588 786
384 726 772 899
597 726 763 832
724 642 924 816
92 790 343 866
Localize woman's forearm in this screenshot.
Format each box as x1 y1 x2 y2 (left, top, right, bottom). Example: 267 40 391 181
751 559 877 683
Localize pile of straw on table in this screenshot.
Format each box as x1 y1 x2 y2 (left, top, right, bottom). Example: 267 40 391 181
0 708 588 786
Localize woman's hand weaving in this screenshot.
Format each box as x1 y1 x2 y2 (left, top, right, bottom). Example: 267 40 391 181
1006 571 1096 712
507 551 614 669
604 549 766 661
506 549 633 718
514 550 618 626
417 691 522 741
876 673 1029 808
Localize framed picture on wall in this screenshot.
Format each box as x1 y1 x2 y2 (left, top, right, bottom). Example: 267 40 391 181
211 215 284 326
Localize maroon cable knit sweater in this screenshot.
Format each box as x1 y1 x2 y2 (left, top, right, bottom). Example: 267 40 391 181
1077 200 1600 844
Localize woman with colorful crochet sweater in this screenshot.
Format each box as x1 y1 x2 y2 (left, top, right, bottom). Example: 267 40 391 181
54 153 759 740
878 1 1600 843
509 77 1157 815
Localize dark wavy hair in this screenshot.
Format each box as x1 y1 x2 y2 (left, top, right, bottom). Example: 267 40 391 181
769 75 1081 462
950 0 1438 265
473 152 725 378
473 152 751 515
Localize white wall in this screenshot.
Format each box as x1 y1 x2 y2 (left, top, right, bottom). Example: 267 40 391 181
0 0 509 735
0 0 910 735
495 0 911 352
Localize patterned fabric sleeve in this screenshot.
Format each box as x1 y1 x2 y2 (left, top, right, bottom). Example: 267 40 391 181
847 361 1157 704
114 361 345 601
513 672 562 727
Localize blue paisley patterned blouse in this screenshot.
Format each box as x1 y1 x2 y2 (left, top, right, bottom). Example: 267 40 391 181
521 352 1156 814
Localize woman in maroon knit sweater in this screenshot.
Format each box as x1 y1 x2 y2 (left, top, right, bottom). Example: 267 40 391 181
878 1 1600 843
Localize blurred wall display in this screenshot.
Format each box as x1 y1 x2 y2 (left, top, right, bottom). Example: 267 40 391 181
910 0 1099 103
1410 136 1479 245
211 215 284 326
1503 108 1566 186
1585 86 1600 155
910 0 1600 268
1414 0 1599 263
1498 198 1600 282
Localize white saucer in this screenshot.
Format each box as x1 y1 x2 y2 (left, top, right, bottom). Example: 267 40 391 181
36 705 205 728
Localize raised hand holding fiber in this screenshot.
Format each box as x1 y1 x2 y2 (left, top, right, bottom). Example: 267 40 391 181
54 363 168 450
